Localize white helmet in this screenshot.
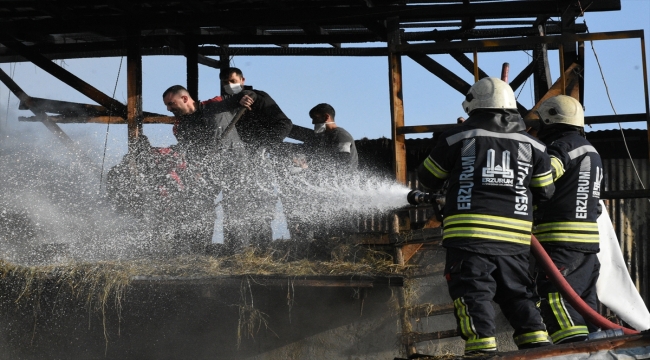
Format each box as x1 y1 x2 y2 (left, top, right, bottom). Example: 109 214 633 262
536 95 584 127
462 77 517 115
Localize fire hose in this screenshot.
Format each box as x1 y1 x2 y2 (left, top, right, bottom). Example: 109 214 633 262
530 234 638 335
217 90 257 142
407 190 639 335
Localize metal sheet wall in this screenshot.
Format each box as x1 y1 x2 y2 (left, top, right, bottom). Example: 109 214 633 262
602 158 650 305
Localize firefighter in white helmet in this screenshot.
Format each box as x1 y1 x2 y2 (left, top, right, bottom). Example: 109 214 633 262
533 95 604 344
415 77 555 354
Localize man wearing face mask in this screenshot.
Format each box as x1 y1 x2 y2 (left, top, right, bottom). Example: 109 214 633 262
306 103 358 172
208 67 294 252
217 67 293 149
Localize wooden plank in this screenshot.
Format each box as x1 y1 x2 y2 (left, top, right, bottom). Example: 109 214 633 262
400 243 423 264
130 275 404 288
407 302 455 318
402 329 459 345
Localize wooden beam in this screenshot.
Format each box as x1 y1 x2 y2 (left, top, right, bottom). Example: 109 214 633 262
16 97 165 119
397 114 649 135
185 35 199 101
20 115 175 124
0 34 126 116
407 52 470 95
0 1 617 34
127 30 143 145
387 18 407 185
0 68 76 147
448 50 489 80
533 24 553 102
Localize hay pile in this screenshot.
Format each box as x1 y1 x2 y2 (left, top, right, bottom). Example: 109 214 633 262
0 239 405 312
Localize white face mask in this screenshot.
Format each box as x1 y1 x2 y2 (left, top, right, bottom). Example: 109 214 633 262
314 122 328 134
224 83 243 95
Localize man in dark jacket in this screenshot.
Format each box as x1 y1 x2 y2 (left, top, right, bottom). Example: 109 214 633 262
216 68 294 251
162 85 244 253
415 77 555 354
533 95 604 344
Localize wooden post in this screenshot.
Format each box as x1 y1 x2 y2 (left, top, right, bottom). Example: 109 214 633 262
127 28 143 148
387 18 407 185
186 35 199 101
220 54 230 96
578 41 585 105
473 50 479 82
501 62 510 83
641 35 650 160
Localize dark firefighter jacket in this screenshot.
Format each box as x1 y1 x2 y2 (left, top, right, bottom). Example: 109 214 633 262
416 109 555 255
533 128 603 253
221 89 293 149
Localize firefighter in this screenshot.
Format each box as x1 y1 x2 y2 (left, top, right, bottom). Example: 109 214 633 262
415 77 555 354
533 95 604 344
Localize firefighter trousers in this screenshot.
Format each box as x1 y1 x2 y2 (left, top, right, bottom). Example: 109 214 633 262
535 247 600 344
445 248 550 353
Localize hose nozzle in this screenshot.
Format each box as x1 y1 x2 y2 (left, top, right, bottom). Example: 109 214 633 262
407 190 435 205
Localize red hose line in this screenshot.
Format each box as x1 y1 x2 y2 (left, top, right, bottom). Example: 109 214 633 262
530 235 639 335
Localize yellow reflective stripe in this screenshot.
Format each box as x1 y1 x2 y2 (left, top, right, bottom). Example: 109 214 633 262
550 156 565 181
531 171 554 187
534 233 600 243
549 293 573 330
444 214 532 232
551 326 589 343
465 337 497 351
454 297 477 340
534 221 600 243
423 156 449 180
513 330 549 346
535 221 599 233
443 227 531 245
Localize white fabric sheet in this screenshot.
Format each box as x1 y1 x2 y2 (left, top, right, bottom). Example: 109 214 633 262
596 200 650 331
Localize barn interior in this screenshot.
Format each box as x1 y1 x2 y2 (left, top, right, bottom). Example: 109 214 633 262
0 1 649 359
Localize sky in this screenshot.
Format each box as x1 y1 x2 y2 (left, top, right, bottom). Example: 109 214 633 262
0 0 649 168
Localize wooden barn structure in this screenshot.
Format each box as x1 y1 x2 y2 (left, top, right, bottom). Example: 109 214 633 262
1 1 650 359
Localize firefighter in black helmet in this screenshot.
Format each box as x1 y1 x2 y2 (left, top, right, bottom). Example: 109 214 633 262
533 95 604 344
416 77 555 354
